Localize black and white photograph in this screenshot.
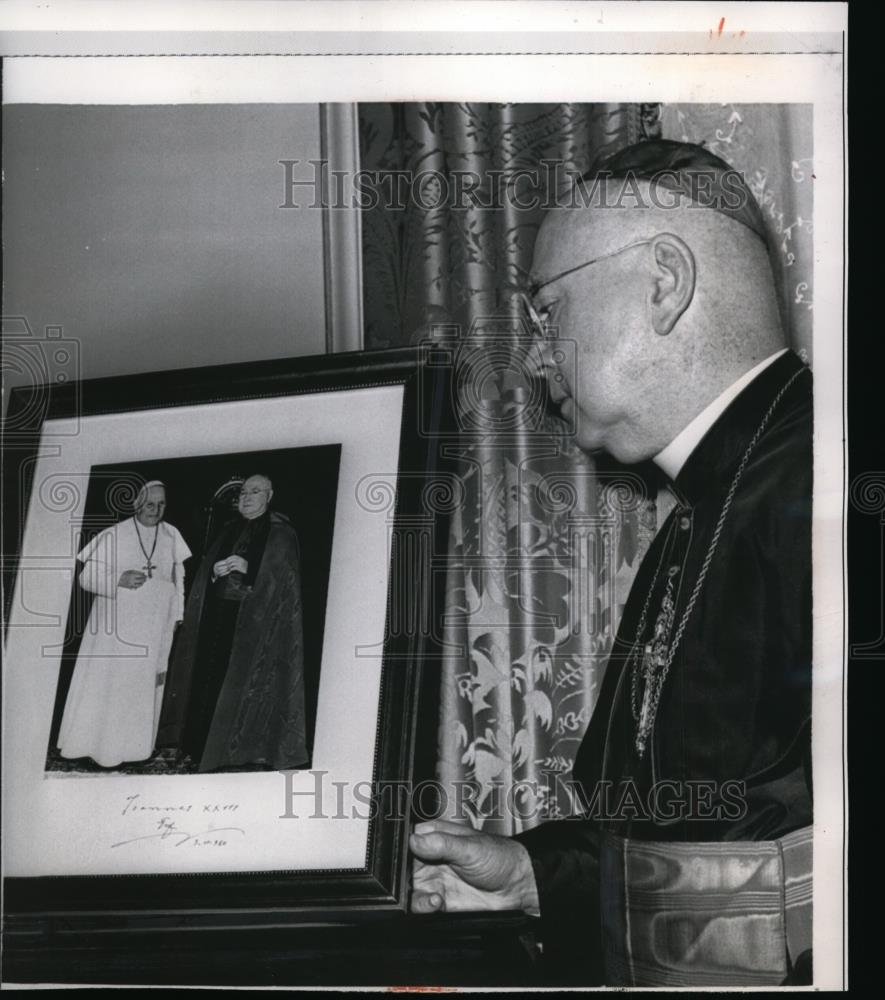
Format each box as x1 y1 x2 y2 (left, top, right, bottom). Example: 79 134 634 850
1 1 848 990
46 445 340 776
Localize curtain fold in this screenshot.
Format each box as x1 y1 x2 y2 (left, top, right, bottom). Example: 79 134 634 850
359 103 658 834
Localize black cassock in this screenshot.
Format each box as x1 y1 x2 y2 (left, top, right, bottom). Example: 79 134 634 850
158 510 307 772
517 350 813 986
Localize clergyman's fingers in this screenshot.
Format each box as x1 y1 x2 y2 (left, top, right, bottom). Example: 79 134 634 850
413 819 478 838
410 890 445 914
410 831 476 867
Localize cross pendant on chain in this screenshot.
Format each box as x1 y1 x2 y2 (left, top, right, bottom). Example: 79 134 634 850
142 560 155 578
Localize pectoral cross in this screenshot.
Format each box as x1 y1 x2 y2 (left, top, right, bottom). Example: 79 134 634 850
633 568 678 759
134 521 159 579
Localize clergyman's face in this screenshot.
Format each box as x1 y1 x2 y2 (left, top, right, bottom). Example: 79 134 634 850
530 211 646 456
135 486 166 527
238 476 272 520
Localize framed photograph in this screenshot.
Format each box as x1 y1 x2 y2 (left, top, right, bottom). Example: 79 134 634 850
2 347 449 922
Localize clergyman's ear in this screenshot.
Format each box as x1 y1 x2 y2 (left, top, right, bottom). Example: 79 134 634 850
648 233 696 336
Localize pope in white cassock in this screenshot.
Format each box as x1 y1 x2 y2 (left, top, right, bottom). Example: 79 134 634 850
58 481 192 767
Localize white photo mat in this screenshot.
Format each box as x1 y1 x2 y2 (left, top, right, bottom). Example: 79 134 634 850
3 384 404 876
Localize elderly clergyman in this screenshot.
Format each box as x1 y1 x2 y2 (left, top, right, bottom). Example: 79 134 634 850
410 141 813 987
58 480 191 768
158 474 308 772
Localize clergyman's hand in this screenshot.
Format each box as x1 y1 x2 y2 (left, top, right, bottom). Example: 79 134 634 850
118 570 147 589
213 556 248 578
409 819 540 915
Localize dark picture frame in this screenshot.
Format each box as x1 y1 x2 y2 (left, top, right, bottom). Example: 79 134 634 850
2 347 451 933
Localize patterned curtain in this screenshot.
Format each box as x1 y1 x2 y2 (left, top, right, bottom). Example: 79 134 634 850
359 103 660 834
661 104 814 362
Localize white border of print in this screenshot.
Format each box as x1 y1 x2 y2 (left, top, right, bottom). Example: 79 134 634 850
0 1 848 989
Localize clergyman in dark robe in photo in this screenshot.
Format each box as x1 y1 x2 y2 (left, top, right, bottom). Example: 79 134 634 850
157 474 308 772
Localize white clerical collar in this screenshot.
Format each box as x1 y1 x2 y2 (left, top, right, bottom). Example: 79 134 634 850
653 349 789 481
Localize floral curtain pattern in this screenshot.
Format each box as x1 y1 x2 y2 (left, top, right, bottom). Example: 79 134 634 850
359 103 661 834
359 103 660 351
661 104 814 361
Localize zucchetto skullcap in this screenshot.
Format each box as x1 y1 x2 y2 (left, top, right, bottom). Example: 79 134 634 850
134 479 165 510
583 139 768 244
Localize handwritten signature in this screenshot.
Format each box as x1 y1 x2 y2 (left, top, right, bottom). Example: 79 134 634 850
122 793 240 816
111 816 246 849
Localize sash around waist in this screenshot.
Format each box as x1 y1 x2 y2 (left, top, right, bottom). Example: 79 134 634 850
599 826 812 987
214 574 253 602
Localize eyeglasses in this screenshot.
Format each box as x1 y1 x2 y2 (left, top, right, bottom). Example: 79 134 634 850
521 238 652 339
238 487 269 497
